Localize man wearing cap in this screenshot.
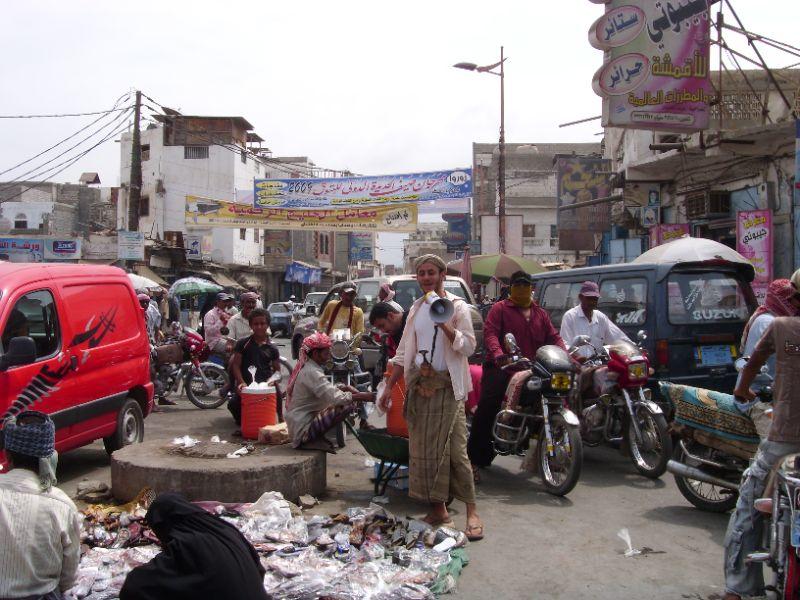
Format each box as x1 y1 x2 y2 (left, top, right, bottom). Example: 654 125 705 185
467 270 566 479
317 282 365 338
227 292 259 341
560 281 631 351
0 411 81 599
203 292 233 354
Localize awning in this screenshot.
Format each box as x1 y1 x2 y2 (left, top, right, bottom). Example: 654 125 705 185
134 265 168 287
211 270 245 291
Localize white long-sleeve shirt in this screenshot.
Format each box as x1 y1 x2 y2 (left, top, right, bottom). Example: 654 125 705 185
0 469 81 597
560 305 631 350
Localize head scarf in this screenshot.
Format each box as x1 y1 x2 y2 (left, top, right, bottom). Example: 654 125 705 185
240 292 258 303
2 411 58 491
119 493 267 600
285 332 332 407
414 254 447 273
740 278 799 351
379 282 396 302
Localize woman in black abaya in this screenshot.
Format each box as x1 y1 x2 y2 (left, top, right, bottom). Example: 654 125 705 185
120 493 267 600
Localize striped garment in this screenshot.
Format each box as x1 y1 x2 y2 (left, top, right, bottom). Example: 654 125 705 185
0 469 81 598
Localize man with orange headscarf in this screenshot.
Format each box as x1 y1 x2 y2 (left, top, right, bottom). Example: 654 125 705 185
285 333 373 450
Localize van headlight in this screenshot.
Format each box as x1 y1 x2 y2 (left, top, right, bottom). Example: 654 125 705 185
550 372 570 392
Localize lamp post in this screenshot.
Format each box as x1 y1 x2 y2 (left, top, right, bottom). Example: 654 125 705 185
454 46 506 254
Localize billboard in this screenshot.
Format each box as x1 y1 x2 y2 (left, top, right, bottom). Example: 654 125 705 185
589 0 712 131
263 231 291 257
649 223 690 248
737 210 773 304
555 156 612 251
254 169 472 209
118 231 145 261
0 238 82 262
349 232 374 261
442 213 472 252
186 196 418 233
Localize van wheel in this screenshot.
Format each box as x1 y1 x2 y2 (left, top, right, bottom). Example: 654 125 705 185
103 398 144 454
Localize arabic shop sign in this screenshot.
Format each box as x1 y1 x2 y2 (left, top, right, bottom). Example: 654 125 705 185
186 195 418 233
589 0 712 131
253 169 472 209
649 223 689 248
737 210 772 304
0 237 82 262
555 156 613 252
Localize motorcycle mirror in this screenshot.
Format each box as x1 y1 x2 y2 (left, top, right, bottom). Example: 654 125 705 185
503 333 519 353
734 357 749 372
637 330 647 342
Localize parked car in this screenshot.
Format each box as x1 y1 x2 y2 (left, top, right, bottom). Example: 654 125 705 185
267 302 294 338
291 275 485 373
531 253 757 411
0 263 155 470
301 292 328 316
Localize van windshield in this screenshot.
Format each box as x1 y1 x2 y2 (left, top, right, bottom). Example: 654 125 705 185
392 280 468 311
667 272 750 324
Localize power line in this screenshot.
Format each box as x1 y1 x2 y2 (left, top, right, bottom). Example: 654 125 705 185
0 94 132 176
0 106 132 119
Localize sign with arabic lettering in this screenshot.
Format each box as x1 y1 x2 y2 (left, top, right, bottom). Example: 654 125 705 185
649 223 689 248
186 196 418 233
0 238 44 262
737 210 772 304
253 169 472 209
589 0 712 131
555 156 613 251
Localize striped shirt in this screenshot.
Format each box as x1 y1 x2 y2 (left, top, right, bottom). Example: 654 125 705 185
0 469 81 597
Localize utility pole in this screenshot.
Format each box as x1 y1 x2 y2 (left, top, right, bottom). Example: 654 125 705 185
498 45 506 255
127 90 142 234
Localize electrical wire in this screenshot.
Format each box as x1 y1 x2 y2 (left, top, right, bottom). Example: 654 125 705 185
0 106 132 119
0 93 132 176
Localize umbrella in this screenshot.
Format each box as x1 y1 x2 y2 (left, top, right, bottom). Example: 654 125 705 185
632 236 751 266
446 253 547 284
169 276 222 297
128 273 163 292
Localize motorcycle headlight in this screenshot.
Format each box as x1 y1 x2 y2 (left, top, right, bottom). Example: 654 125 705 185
331 340 350 361
550 372 570 392
628 362 647 381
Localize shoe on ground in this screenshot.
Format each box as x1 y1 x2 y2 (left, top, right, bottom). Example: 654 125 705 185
157 397 177 406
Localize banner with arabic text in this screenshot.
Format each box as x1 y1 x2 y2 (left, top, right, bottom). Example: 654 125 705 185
737 210 772 304
254 169 471 209
186 196 418 233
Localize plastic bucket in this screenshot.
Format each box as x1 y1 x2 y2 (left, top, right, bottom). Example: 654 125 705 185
385 363 409 438
241 386 277 439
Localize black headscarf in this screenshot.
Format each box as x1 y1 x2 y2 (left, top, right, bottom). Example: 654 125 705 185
120 493 267 600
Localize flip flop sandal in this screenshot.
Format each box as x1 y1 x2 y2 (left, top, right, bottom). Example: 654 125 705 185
465 523 484 541
423 516 456 529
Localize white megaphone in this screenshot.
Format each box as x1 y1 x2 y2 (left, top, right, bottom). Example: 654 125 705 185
425 291 454 324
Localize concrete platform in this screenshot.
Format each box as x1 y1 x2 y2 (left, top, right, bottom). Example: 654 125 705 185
111 439 326 503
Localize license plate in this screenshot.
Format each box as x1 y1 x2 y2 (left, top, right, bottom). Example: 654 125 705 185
694 345 734 367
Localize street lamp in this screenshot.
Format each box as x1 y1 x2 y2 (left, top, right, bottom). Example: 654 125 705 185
454 46 506 254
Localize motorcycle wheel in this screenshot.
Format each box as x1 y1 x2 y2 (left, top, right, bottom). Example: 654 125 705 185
538 413 583 496
627 406 672 478
186 364 229 409
672 443 738 513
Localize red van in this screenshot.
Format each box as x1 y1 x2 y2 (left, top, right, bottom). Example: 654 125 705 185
0 263 154 469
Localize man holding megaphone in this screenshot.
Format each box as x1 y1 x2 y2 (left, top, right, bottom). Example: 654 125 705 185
380 254 484 541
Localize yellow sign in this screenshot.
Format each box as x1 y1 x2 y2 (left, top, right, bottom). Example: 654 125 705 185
185 196 418 232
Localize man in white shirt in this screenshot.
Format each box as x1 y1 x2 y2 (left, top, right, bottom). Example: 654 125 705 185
0 411 81 599
227 292 259 341
560 281 631 350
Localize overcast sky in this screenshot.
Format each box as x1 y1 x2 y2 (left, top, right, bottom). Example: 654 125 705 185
1 1 797 265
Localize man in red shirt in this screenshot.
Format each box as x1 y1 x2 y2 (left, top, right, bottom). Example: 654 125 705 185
467 271 566 479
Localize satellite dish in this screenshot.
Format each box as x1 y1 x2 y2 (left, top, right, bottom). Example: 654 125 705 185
0 218 11 235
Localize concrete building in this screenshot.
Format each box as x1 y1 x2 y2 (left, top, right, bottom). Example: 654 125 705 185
402 223 453 272
473 142 601 265
603 68 800 280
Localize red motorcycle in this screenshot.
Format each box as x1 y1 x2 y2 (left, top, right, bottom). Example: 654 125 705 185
569 331 672 478
151 323 229 409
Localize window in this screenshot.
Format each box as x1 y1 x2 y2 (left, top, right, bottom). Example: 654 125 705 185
13 213 27 229
140 196 150 217
355 281 380 313
141 144 150 161
253 229 260 244
540 281 584 327
598 278 648 326
239 228 247 241
319 233 330 256
523 224 536 238
184 145 209 160
550 225 558 239
667 272 750 324
1 289 60 358
240 149 247 164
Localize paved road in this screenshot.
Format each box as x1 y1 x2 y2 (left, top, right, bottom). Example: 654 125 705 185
58 338 730 599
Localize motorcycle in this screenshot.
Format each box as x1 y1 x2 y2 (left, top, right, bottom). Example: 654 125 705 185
569 331 672 479
152 323 230 409
328 329 372 447
492 333 583 496
666 358 773 512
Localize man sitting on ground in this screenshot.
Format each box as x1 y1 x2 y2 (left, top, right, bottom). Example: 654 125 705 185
285 333 373 451
0 411 81 600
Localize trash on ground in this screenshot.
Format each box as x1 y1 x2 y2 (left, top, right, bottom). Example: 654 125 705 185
372 495 390 505
170 435 199 448
258 423 290 445
298 494 318 509
75 480 113 504
617 528 642 558
66 490 469 599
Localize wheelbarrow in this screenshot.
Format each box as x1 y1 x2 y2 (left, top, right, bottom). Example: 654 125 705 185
345 422 409 496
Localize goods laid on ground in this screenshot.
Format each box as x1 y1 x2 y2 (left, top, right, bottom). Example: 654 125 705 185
66 489 468 599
